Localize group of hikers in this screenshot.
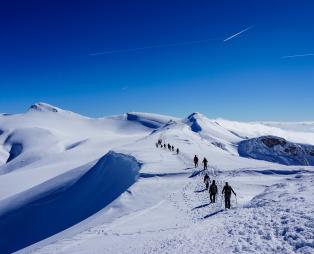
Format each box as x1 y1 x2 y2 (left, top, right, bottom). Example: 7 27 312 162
155 139 237 209
193 155 208 170
156 139 179 155
194 154 237 209
203 172 236 209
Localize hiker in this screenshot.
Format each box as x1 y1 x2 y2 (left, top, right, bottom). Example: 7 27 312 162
171 145 174 151
209 180 218 203
194 155 199 168
163 144 166 149
202 157 208 170
204 173 210 190
176 148 179 154
168 144 171 151
158 139 162 145
222 182 236 209
155 142 158 148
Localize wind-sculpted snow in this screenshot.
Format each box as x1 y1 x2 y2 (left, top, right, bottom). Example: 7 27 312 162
238 135 314 166
0 127 63 174
0 151 140 254
126 112 175 129
6 143 23 162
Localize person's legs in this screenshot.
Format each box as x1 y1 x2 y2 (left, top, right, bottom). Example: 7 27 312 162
213 194 216 203
226 197 231 209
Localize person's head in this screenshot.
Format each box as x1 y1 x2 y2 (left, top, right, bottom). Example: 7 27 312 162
212 180 215 184
225 182 229 186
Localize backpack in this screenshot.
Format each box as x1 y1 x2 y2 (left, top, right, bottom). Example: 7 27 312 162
224 186 232 195
210 184 217 194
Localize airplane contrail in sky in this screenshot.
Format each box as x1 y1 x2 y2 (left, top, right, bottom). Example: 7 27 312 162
89 38 221 56
223 25 254 42
89 25 254 56
282 53 314 59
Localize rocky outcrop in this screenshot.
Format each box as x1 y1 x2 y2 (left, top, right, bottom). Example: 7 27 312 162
238 135 314 166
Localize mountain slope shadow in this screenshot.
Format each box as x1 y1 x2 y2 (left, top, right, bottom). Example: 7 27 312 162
0 151 140 254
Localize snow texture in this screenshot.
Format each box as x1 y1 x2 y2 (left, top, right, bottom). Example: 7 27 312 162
0 103 313 254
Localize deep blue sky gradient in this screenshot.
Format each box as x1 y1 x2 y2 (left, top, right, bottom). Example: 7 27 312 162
0 0 313 120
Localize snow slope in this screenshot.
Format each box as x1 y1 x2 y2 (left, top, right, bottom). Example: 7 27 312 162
0 152 140 253
239 135 314 166
0 103 313 254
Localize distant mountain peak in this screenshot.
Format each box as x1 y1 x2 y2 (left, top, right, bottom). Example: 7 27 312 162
187 112 203 119
184 112 206 133
28 102 61 113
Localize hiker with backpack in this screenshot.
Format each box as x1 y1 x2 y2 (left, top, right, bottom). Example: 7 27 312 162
203 173 210 190
209 180 218 203
222 182 236 209
202 157 208 170
194 155 199 168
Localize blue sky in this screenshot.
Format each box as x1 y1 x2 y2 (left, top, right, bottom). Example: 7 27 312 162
0 0 313 120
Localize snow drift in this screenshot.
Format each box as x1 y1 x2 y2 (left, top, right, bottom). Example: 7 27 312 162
0 151 140 254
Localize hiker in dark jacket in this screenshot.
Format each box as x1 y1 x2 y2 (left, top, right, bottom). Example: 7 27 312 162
204 173 210 190
209 180 218 203
194 155 199 168
202 157 208 170
176 148 179 154
222 182 236 209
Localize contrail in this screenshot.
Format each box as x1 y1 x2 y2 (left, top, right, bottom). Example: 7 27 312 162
223 25 254 42
89 37 221 56
282 53 314 59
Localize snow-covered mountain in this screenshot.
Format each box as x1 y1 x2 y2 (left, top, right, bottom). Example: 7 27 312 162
0 103 313 254
239 135 314 166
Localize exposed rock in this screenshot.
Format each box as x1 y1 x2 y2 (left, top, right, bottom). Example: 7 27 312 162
238 135 314 166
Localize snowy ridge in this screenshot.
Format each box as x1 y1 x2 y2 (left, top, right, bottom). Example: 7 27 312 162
0 103 313 253
0 151 140 253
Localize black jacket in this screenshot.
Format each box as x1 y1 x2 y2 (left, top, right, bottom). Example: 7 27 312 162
209 183 218 194
222 185 236 196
